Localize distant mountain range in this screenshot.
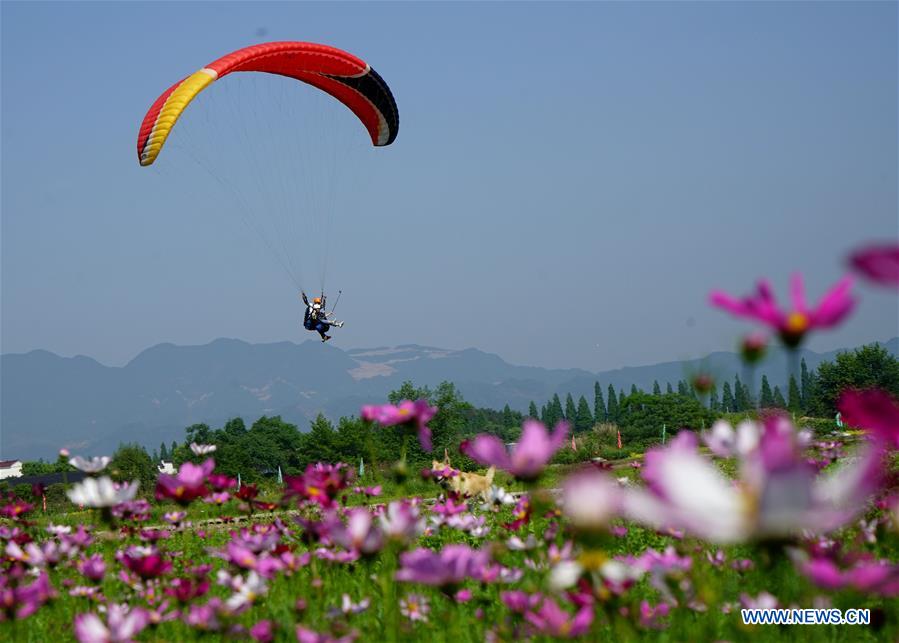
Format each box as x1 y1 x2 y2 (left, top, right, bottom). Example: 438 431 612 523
2 337 896 460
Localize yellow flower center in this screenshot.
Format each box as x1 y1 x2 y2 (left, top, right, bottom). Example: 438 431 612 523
577 549 608 572
785 312 809 334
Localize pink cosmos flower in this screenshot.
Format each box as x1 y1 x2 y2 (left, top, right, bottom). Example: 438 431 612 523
461 420 570 481
296 626 358 643
361 399 436 451
0 572 56 620
838 388 899 449
331 508 384 555
155 459 214 505
525 596 593 638
561 469 623 532
117 546 172 580
165 577 210 603
399 594 430 622
77 554 106 583
74 604 149 643
208 473 237 492
378 501 425 544
849 243 899 288
395 544 491 588
501 590 543 614
709 273 854 347
624 419 884 543
802 557 899 596
639 601 671 629
284 463 352 509
1 499 33 520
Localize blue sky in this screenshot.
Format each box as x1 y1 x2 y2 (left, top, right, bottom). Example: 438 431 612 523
2 1 897 370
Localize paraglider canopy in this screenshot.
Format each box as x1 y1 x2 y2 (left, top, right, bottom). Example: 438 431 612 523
137 41 399 167
135 41 399 295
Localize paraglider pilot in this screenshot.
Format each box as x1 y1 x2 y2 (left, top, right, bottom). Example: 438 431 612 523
302 292 344 342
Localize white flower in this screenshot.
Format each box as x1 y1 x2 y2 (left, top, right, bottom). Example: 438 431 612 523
702 420 759 458
190 443 217 456
69 455 111 474
67 477 139 508
562 470 622 532
480 485 515 510
224 572 267 613
506 534 538 551
47 524 72 536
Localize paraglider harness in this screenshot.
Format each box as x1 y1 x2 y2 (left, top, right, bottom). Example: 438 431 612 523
302 291 342 341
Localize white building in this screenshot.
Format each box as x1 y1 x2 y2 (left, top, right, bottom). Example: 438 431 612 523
0 460 23 480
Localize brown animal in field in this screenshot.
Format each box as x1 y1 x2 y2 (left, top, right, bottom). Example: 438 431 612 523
431 449 495 499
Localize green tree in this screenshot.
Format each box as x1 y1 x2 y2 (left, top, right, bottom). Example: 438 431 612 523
594 383 606 422
388 380 431 405
618 393 714 441
607 385 619 423
575 395 593 433
709 384 719 411
159 442 169 461
528 401 539 419
300 414 338 469
549 394 564 427
773 386 786 409
808 344 899 416
734 375 749 411
759 375 774 408
677 380 689 396
184 423 212 447
564 394 577 423
721 381 734 413
630 384 639 396
652 380 661 396
502 404 515 428
109 443 157 491
800 358 811 410
223 418 247 438
788 376 802 413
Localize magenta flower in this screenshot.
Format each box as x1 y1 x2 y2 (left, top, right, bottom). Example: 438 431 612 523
849 243 899 288
117 546 172 580
624 420 884 543
462 420 569 481
77 554 106 583
379 501 425 544
296 626 358 643
395 544 491 589
155 459 214 505
838 388 899 449
361 399 436 451
0 572 56 621
284 463 352 509
801 556 899 596
525 596 593 638
74 604 149 643
331 508 384 556
1 498 34 520
250 620 275 642
165 577 210 604
561 469 623 532
208 473 237 492
709 273 854 347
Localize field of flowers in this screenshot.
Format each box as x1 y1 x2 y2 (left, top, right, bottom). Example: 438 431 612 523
2 247 899 642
